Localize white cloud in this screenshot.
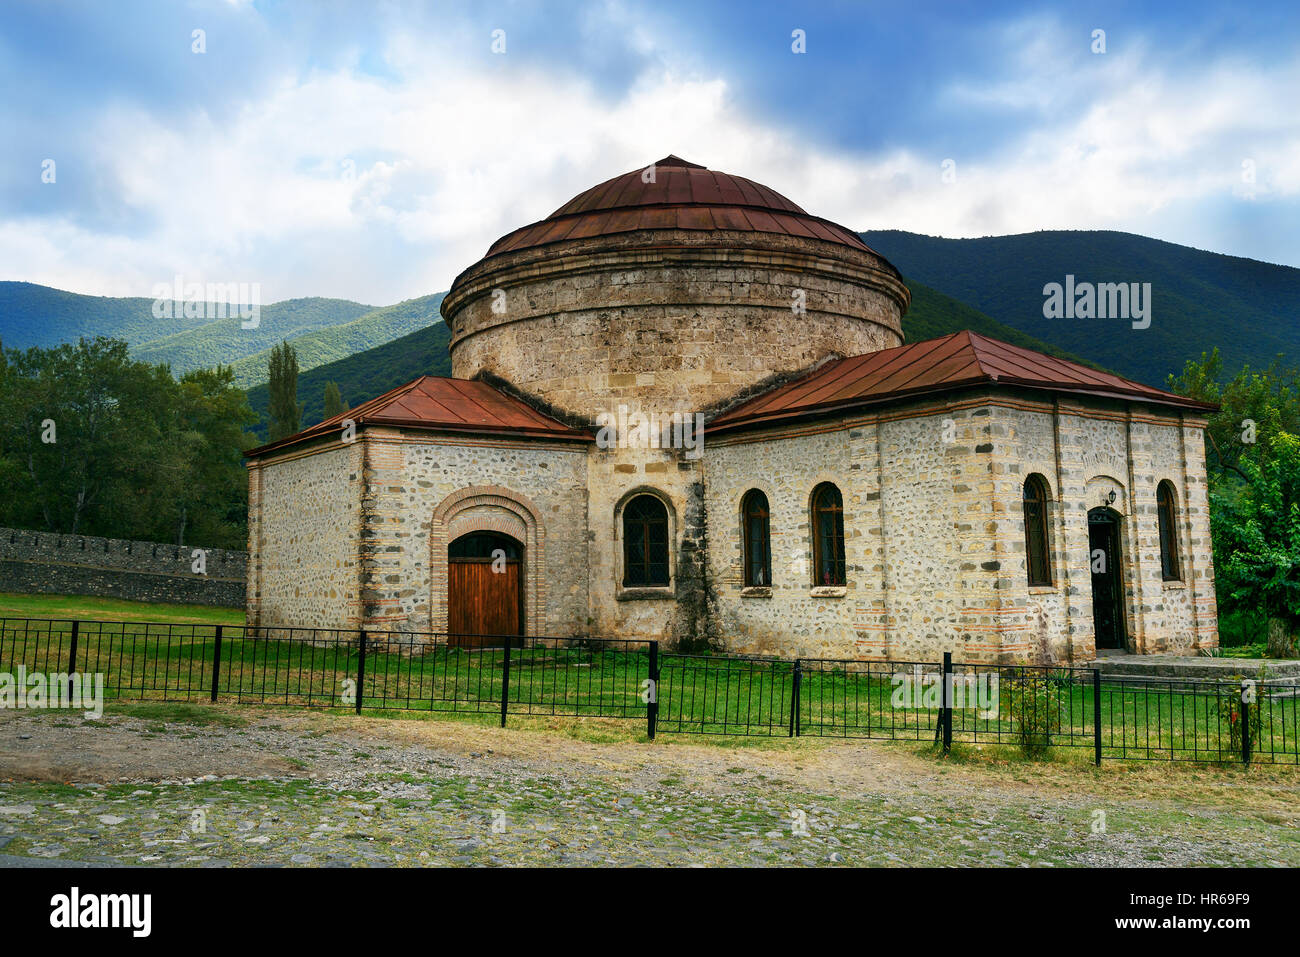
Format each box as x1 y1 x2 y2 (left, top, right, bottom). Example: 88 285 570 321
2 14 1297 305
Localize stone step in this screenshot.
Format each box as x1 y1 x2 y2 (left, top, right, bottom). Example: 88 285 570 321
1087 654 1300 694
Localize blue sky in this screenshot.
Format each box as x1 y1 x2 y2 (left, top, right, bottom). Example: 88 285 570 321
1 0 1297 304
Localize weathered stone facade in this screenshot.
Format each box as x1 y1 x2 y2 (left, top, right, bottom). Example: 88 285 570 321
443 228 907 419
245 157 1218 663
704 393 1217 664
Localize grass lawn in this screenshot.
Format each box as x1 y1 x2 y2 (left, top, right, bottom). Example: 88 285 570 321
0 591 244 625
2 616 1297 765
0 592 1295 765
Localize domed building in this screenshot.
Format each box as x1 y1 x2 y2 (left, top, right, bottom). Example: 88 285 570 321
245 156 1220 663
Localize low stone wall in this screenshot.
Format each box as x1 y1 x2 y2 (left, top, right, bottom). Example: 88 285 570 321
0 526 246 608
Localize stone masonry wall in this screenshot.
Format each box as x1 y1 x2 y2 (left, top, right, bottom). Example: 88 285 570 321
246 441 364 630
0 525 245 607
704 392 1217 664
445 229 907 420
355 429 590 635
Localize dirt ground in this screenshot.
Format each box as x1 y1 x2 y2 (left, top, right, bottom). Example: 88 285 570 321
0 704 1296 867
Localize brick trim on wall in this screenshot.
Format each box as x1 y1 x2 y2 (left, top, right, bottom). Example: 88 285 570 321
429 485 548 636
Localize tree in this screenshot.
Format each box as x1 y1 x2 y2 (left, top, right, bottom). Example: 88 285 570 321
267 340 302 442
1171 351 1300 655
323 380 346 419
0 337 257 549
168 366 259 545
1210 432 1300 656
1168 348 1300 479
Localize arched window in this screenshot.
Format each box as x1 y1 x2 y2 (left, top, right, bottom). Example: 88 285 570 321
623 495 670 587
1023 474 1052 586
811 483 845 586
742 490 771 587
1157 481 1181 581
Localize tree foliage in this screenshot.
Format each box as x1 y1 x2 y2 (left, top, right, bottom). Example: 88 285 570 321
322 381 346 419
1170 349 1300 655
0 336 256 548
266 340 302 442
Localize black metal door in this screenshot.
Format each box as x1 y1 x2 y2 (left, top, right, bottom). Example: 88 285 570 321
1088 510 1126 649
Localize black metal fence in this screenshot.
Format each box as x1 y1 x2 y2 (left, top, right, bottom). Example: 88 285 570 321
1 617 1296 765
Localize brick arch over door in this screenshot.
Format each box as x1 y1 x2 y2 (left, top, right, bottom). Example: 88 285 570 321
430 486 547 636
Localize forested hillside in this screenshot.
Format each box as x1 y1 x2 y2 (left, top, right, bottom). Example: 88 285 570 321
245 321 452 435
861 229 1300 387
228 293 445 388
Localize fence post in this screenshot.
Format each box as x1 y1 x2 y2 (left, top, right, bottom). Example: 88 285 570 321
1241 679 1252 766
66 620 79 699
790 660 802 737
1092 667 1102 766
500 638 511 729
647 640 659 740
355 629 367 715
941 652 953 754
210 625 223 703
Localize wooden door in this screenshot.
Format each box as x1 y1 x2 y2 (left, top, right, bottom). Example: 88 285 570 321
448 559 521 647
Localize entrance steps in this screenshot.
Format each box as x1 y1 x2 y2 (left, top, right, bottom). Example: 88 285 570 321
1088 653 1300 694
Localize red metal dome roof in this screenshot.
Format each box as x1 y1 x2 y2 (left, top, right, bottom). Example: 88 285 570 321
485 155 874 257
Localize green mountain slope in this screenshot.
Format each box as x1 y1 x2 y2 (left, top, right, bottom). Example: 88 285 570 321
0 281 373 375
131 297 374 374
861 229 1300 386
242 279 1081 441
229 293 446 388
246 320 453 436
901 280 1093 366
0 281 215 349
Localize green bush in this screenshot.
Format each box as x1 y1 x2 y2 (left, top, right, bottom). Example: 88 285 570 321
1000 670 1066 756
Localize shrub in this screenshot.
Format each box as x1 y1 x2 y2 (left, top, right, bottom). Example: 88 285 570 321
1001 669 1066 756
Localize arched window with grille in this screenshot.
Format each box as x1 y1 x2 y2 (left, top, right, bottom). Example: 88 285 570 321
811 483 845 586
1157 481 1181 581
1023 474 1052 586
741 490 771 587
622 494 670 587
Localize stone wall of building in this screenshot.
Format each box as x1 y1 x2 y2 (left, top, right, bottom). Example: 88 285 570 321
0 525 245 607
703 392 1218 664
354 428 591 635
584 441 714 646
246 441 364 630
443 229 907 420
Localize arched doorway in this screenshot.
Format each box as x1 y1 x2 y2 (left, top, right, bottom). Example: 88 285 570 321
448 531 523 647
1087 508 1127 650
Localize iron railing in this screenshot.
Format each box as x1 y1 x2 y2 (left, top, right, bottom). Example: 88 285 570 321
0 617 1296 765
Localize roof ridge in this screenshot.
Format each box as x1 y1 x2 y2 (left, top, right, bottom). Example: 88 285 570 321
708 329 1216 433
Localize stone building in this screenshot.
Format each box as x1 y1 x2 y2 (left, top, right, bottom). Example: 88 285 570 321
244 155 1219 663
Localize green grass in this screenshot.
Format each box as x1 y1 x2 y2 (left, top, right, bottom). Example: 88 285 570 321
0 592 243 625
3 618 1297 765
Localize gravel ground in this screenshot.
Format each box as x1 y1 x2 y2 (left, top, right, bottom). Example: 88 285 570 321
0 705 1296 867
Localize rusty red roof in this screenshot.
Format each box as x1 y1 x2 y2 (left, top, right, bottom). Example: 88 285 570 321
708 331 1217 434
246 376 591 458
485 155 883 260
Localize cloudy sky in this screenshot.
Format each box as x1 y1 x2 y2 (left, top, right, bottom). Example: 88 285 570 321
1 0 1297 305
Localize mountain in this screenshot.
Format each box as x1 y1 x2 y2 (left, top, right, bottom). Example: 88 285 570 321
227 293 445 388
240 279 1079 440
900 280 1092 366
0 281 214 349
245 321 453 435
860 230 1300 386
0 281 373 373
130 297 373 375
